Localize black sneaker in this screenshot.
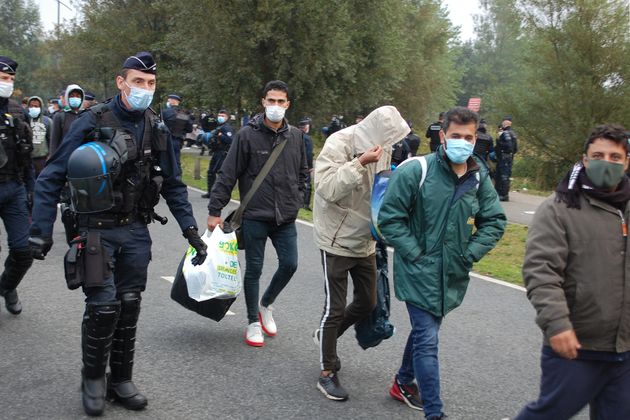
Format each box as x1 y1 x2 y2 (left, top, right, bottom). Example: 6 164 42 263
317 372 349 401
427 414 448 420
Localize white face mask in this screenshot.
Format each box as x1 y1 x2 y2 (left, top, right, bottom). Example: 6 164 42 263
0 81 14 98
265 105 286 123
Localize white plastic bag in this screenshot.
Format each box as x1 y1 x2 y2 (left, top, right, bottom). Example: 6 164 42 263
182 228 242 302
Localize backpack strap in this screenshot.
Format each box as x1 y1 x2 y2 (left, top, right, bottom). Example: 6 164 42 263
397 155 428 191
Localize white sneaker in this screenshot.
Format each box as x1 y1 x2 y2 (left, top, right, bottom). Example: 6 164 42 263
245 322 264 347
258 304 277 336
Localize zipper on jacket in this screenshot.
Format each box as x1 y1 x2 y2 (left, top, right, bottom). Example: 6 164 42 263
330 211 350 247
618 209 627 238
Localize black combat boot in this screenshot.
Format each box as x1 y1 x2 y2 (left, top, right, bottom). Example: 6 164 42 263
82 302 121 417
107 292 148 410
0 248 34 315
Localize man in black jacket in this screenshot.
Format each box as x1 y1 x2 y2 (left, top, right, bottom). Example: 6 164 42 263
425 112 443 152
207 80 308 347
162 93 193 172
495 116 518 201
49 84 84 156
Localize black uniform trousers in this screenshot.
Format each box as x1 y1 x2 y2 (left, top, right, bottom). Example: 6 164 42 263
82 221 152 303
495 154 513 198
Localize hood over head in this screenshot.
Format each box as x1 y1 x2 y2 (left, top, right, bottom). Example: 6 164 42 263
328 106 409 173
348 106 410 155
28 96 44 109
64 84 84 108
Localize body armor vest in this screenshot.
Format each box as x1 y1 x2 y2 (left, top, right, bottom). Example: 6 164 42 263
168 109 190 138
86 102 167 216
0 99 33 179
498 130 517 154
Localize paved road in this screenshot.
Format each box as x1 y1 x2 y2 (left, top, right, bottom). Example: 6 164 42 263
499 191 549 226
0 189 587 419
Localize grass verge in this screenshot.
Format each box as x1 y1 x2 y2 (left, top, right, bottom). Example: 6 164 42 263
473 223 527 285
181 152 526 284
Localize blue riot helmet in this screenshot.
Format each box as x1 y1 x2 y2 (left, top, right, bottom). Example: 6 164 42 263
67 142 123 213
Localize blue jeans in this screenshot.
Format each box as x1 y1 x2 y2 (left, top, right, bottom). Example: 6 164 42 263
398 303 444 419
242 219 298 324
515 346 630 420
0 180 30 250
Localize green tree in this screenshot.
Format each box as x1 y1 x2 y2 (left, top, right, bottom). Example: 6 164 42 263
0 0 44 96
456 0 526 119
498 0 630 184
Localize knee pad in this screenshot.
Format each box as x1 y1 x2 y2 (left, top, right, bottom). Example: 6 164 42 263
118 292 141 325
86 302 121 327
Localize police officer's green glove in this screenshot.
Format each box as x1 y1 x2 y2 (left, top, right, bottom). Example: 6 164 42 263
183 226 207 266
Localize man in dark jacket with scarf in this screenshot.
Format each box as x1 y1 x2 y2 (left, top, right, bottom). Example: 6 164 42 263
515 124 630 420
207 80 308 347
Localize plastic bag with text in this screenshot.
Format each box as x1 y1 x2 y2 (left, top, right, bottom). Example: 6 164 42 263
182 228 241 301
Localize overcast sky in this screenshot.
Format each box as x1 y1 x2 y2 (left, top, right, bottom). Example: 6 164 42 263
35 0 479 40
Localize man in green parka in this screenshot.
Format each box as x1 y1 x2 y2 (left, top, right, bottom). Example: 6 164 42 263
378 106 506 420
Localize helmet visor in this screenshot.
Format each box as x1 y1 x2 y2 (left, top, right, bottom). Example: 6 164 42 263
68 175 115 214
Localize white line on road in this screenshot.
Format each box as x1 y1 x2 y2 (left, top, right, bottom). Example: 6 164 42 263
187 186 524 292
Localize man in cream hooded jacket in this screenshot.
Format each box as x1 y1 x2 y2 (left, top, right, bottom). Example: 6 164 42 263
313 106 409 401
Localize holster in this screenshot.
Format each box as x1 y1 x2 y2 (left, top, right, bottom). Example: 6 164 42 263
64 241 84 290
64 232 113 290
84 232 112 288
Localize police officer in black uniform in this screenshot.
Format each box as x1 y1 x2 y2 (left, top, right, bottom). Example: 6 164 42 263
162 93 192 171
197 110 217 156
495 116 518 201
298 117 314 209
403 120 421 156
201 109 234 199
0 56 34 317
29 52 207 417
425 112 444 152
473 118 494 162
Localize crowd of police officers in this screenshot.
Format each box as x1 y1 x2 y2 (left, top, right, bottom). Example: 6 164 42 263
0 51 519 416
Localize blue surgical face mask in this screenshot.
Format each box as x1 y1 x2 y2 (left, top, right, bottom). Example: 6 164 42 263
68 97 82 109
124 82 154 111
28 107 41 119
217 116 226 124
445 138 474 164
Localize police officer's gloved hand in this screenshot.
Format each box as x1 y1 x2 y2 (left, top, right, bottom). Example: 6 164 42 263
29 228 53 260
183 226 207 266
